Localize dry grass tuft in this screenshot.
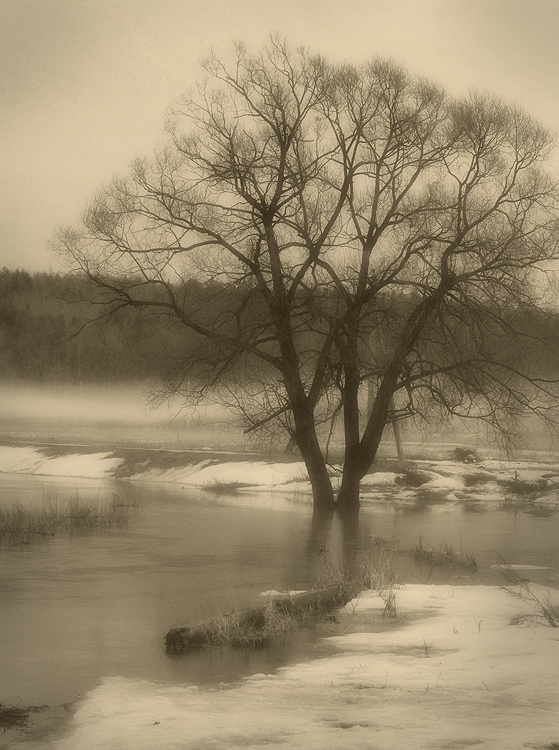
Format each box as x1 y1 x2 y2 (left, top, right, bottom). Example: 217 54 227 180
316 537 402 619
0 491 139 545
499 558 559 628
410 535 478 572
180 600 320 649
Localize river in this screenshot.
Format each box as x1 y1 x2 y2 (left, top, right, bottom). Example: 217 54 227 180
1 470 558 710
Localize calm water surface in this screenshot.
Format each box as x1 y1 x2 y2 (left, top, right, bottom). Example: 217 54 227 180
1 473 558 706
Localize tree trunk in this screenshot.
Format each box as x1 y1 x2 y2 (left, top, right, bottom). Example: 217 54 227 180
306 459 336 512
336 455 362 513
336 336 363 513
391 408 405 462
337 387 395 513
338 503 361 585
290 398 336 513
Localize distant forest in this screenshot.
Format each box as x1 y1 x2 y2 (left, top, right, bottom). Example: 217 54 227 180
2 267 559 389
0 268 173 382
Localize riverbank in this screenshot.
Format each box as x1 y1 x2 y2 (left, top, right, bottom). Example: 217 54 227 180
2 442 559 510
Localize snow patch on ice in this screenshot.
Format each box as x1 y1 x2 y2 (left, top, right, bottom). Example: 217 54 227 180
0 447 312 490
491 564 554 570
0 445 46 474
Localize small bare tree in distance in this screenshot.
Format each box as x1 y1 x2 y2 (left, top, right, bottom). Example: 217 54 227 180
55 37 559 513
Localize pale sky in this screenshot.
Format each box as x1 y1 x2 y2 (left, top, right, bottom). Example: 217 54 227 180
2 0 559 272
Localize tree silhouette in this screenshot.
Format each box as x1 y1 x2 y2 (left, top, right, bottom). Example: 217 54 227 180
55 38 559 513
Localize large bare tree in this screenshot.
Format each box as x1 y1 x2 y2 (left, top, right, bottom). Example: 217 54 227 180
55 38 559 513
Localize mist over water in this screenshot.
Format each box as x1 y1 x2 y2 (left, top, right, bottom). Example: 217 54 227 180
3 381 557 454
1 382 248 451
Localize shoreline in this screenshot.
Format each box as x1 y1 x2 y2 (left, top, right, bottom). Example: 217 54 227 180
1 442 559 511
5 582 559 750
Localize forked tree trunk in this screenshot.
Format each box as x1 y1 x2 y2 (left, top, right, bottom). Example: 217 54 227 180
335 428 384 512
291 366 397 514
336 381 397 513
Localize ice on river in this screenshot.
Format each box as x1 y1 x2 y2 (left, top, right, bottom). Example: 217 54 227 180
33 583 559 750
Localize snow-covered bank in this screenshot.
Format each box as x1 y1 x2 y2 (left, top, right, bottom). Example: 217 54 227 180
0 444 313 490
31 583 559 750
0 445 121 478
131 457 312 491
3 443 559 507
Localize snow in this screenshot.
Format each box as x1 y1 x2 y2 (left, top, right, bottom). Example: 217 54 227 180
481 460 559 485
35 583 559 750
134 460 310 489
0 445 121 478
361 471 403 485
491 564 554 570
0 446 46 474
420 470 465 491
3 445 559 746
30 453 122 478
240 478 315 494
0 446 311 489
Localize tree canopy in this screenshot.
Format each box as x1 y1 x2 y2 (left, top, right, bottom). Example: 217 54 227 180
55 38 559 513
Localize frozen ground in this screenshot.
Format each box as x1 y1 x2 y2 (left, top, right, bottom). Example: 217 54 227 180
13 583 559 750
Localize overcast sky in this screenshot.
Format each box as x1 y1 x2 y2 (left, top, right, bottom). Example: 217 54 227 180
2 0 559 272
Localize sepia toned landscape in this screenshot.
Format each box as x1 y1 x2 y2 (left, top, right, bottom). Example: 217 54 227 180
3 2 559 748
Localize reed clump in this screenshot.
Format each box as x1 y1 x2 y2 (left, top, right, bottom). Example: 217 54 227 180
187 602 312 649
0 703 31 732
410 535 478 572
0 491 139 545
316 537 402 619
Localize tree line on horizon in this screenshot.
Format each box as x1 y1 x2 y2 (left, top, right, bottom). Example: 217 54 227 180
0 268 171 383
2 266 559 392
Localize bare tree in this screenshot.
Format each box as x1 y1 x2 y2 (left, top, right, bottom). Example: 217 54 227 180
55 38 559 513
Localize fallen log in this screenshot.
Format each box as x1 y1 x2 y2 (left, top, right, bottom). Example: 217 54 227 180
165 584 347 653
